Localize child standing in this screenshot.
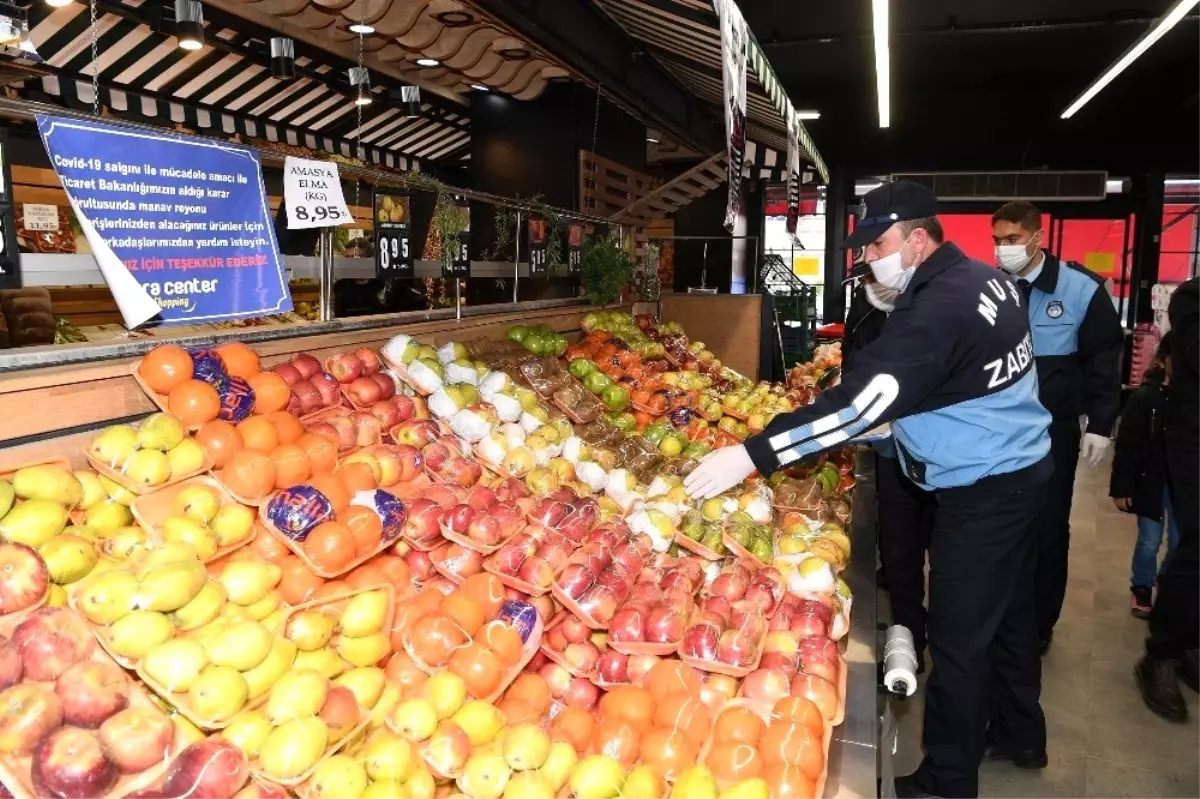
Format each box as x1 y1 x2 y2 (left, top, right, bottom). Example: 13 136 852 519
1110 334 1181 618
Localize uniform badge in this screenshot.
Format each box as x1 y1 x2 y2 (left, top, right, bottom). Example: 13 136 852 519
1046 301 1064 319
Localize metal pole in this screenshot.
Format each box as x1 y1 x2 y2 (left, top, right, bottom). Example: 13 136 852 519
318 228 334 322
513 212 522 304
702 241 708 289
455 278 462 322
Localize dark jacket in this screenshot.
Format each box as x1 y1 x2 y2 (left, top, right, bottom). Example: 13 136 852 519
1109 368 1168 520
1024 252 1124 434
1166 278 1199 446
842 281 887 375
746 243 1051 490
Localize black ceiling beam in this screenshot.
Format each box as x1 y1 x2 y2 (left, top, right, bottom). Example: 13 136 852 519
471 0 723 153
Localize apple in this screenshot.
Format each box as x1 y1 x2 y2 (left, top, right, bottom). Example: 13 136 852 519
0 684 63 755
596 650 628 684
644 606 686 645
741 668 791 704
791 612 828 638
311 372 342 406
538 663 571 699
319 685 361 743
56 660 130 728
492 477 530 503
422 442 452 474
404 499 443 546
369 400 402 430
555 564 594 601
796 599 834 625
162 738 250 799
421 721 470 780
347 377 384 407
31 726 118 799
0 637 21 691
391 444 423 483
717 630 759 668
354 348 383 376
98 707 175 774
799 656 838 686
576 585 621 624
679 622 719 661
465 486 496 513
420 484 461 508
369 373 396 400
700 596 734 625
369 445 403 486
441 504 476 534
305 421 339 444
530 594 555 621
353 412 383 447
271 363 303 387
327 416 357 450
562 677 598 710
403 548 435 581
699 674 740 708
395 420 441 449
234 781 289 799
791 673 839 722
563 642 600 676
329 353 364 384
797 636 839 665
710 572 749 603
291 353 322 380
626 654 660 684
466 516 502 547
544 625 569 653
759 652 798 679
516 557 553 589
490 504 524 537
13 608 96 682
445 457 482 488
558 616 590 645
291 380 322 414
0 542 50 616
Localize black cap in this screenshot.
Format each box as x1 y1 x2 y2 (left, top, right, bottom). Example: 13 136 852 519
841 180 938 250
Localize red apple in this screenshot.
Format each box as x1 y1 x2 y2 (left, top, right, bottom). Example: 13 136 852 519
645 606 686 645
701 673 740 707
596 650 629 684
395 419 441 449
759 651 798 679
389 394 416 424
700 596 734 625
791 673 839 722
352 412 383 447
13 608 96 682
0 542 49 617
291 380 322 414
311 372 342 407
800 657 839 686
369 372 396 400
796 599 835 625
422 442 452 474
162 738 249 799
577 584 621 624
347 376 384 407
544 625 569 653
710 572 749 603
539 663 572 699
446 457 482 488
369 400 402 430
741 668 791 704
530 595 555 621
0 637 21 691
354 348 383 376
390 444 423 483
291 353 322 380
234 782 289 799
563 642 600 676
490 503 524 537
717 630 759 668
797 636 839 665
31 727 118 799
465 486 496 513
492 477 530 502
98 707 175 774
305 421 339 444
490 545 527 577
319 685 361 743
441 504 475 534
563 677 598 710
559 616 591 645
679 622 720 661
627 654 660 685
0 684 63 755
791 612 829 638
466 516 502 547
329 353 364 384
271 363 303 387
403 548 435 581
517 557 553 588
420 484 461 508
56 660 130 728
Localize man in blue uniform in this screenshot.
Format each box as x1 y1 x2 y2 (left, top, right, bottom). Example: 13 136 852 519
686 181 1052 798
992 201 1124 654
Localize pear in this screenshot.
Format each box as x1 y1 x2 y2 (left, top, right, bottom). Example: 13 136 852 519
334 667 387 710
109 610 176 659
166 439 207 476
670 766 718 799
39 534 97 584
83 499 133 532
173 485 221 523
75 471 106 510
369 685 401 729
219 709 272 759
337 633 390 668
421 672 466 720
306 754 369 799
361 732 416 782
568 755 625 799
188 664 248 722
99 526 150 561
242 591 280 621
258 717 328 781
261 608 284 633
458 752 511 799
243 638 297 700
0 480 12 518
47 584 67 608
163 516 219 560
502 724 550 771
12 464 83 507
142 638 209 692
292 647 345 679
504 771 554 799
450 701 504 747
340 589 389 637
266 668 328 725
718 778 770 799
540 741 577 792
136 560 206 612
170 581 227 631
137 413 186 451
98 475 136 506
77 570 139 624
89 425 139 469
285 609 336 651
210 504 255 546
135 542 199 573
123 449 171 488
360 780 404 799
388 699 438 742
208 620 272 671
623 765 667 799
217 561 281 606
61 524 99 543
0 499 68 547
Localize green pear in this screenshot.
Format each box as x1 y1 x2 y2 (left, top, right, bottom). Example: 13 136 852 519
172 485 221 524
109 610 176 659
98 526 150 561
340 589 389 637
266 669 328 724
12 465 83 507
142 638 209 692
188 665 248 723
75 471 106 510
162 516 219 560
98 475 136 506
0 499 69 547
137 413 185 451
89 425 139 469
219 709 272 759
77 569 139 624
136 560 206 612
258 716 328 781
39 534 97 584
166 439 207 476
243 638 297 700
122 449 171 488
208 620 272 671
83 499 133 532
170 581 227 631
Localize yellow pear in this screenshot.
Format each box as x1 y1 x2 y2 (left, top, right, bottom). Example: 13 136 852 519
135 542 199 573
217 561 281 606
243 638 297 700
266 668 328 725
458 752 511 799
369 685 401 729
334 667 387 710
208 620 272 671
623 765 667 799
188 665 249 723
12 464 83 506
76 569 139 625
503 772 554 799
261 607 284 633
89 425 139 469
0 499 68 547
137 413 185 451
258 717 328 781
306 754 369 799
718 778 770 799
47 585 67 607
108 610 175 659
39 534 97 585
209 504 255 547
242 591 280 621
670 766 718 799
219 709 272 759
136 560 206 612
170 581 227 631
540 742 578 792
337 633 390 668
388 699 438 742
99 526 150 561
421 672 466 720
406 768 435 799
0 480 10 518
360 731 416 783
166 439 207 476
568 755 625 799
361 781 407 799
163 516 219 560
142 638 209 692
450 701 504 747
286 609 336 651
75 470 106 510
292 647 345 679
340 589 389 637
502 724 549 771
122 449 171 488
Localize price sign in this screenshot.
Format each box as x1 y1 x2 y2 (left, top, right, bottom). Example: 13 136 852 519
566 221 583 274
528 216 548 276
22 204 59 232
445 194 471 278
283 156 353 230
374 190 414 277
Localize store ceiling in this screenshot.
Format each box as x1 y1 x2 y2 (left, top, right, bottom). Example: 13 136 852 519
738 0 1200 174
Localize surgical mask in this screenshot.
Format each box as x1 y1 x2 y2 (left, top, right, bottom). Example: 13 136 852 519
868 234 918 293
995 232 1041 274
865 281 899 312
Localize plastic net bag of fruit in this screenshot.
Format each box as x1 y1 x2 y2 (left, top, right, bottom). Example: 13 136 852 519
773 476 823 513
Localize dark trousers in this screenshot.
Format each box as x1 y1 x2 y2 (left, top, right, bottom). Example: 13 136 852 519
915 457 1050 798
1035 416 1081 641
1147 436 1200 659
877 453 935 656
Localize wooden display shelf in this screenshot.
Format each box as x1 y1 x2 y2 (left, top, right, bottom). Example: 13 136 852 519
658 292 763 380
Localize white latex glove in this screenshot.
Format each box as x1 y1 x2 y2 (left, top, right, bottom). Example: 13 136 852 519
1080 433 1111 467
683 445 756 500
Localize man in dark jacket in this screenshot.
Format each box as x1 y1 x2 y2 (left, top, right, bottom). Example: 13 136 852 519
1136 277 1199 721
992 201 1124 654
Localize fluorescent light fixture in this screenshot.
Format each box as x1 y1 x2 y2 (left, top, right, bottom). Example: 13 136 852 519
1062 0 1199 119
1105 179 1126 194
872 0 889 127
45 0 74 8
470 84 489 91
415 58 439 67
794 110 821 120
1165 178 1200 186
349 22 374 34
855 181 883 196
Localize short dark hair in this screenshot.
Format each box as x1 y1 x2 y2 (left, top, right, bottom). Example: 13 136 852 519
898 216 945 244
992 201 1042 233
1157 331 1174 362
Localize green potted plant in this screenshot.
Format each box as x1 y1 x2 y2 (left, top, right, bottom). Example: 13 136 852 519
582 235 635 305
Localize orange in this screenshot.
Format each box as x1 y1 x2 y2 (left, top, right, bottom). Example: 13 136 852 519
385 651 429 698
643 660 703 699
594 716 641 768
168 379 221 426
307 474 351 512
706 741 764 782
478 620 523 667
279 555 326 605
548 707 595 754
763 762 817 799
638 728 696 782
458 573 506 618
371 555 411 587
248 525 289 564
408 612 469 667
338 461 378 493
304 522 355 573
296 433 338 475
713 706 765 745
654 693 709 747
214 342 260 379
496 699 541 726
311 580 351 601
341 505 384 556
221 450 277 501
759 722 823 779
439 593 485 638
270 443 311 489
448 642 503 699
249 372 290 414
237 417 279 453
504 673 551 716
194 420 244 469
264 411 304 445
598 686 656 733
139 345 193 394
772 696 824 738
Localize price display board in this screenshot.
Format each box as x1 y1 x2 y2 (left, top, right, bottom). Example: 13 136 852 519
566 221 583 274
283 157 353 229
0 128 20 289
374 190 413 277
444 194 471 278
528 215 548 276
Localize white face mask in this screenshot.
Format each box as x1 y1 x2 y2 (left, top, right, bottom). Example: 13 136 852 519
868 234 918 294
865 281 899 312
995 232 1041 274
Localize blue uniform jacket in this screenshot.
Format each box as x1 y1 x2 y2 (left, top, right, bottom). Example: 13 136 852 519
744 242 1051 490
1024 252 1123 434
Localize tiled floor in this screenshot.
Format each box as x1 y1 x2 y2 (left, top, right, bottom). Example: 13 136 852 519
884 452 1200 798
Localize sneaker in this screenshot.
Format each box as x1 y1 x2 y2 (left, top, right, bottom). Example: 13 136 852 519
1130 586 1153 619
1134 654 1188 722
1181 650 1199 693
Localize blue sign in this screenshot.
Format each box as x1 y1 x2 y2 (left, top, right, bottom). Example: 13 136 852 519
37 115 290 326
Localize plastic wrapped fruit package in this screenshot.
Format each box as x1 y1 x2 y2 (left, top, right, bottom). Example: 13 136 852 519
772 553 838 596
702 697 827 797
773 476 824 513
84 414 211 494
436 486 526 553
540 612 606 678
552 385 605 424
278 585 395 680
577 420 624 448
722 513 776 564
526 494 600 542
401 483 464 550
482 525 575 596
421 440 483 489
428 542 485 584
448 404 499 444
678 596 767 676
552 532 652 629
607 556 704 655
302 406 383 455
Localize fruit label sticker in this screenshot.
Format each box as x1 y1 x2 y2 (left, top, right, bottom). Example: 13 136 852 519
36 114 290 327
282 156 354 229
527 216 548 276
566 221 583 274
374 190 414 278
265 486 333 541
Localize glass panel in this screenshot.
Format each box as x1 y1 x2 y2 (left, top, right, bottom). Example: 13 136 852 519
1058 217 1128 324
1159 203 1199 282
